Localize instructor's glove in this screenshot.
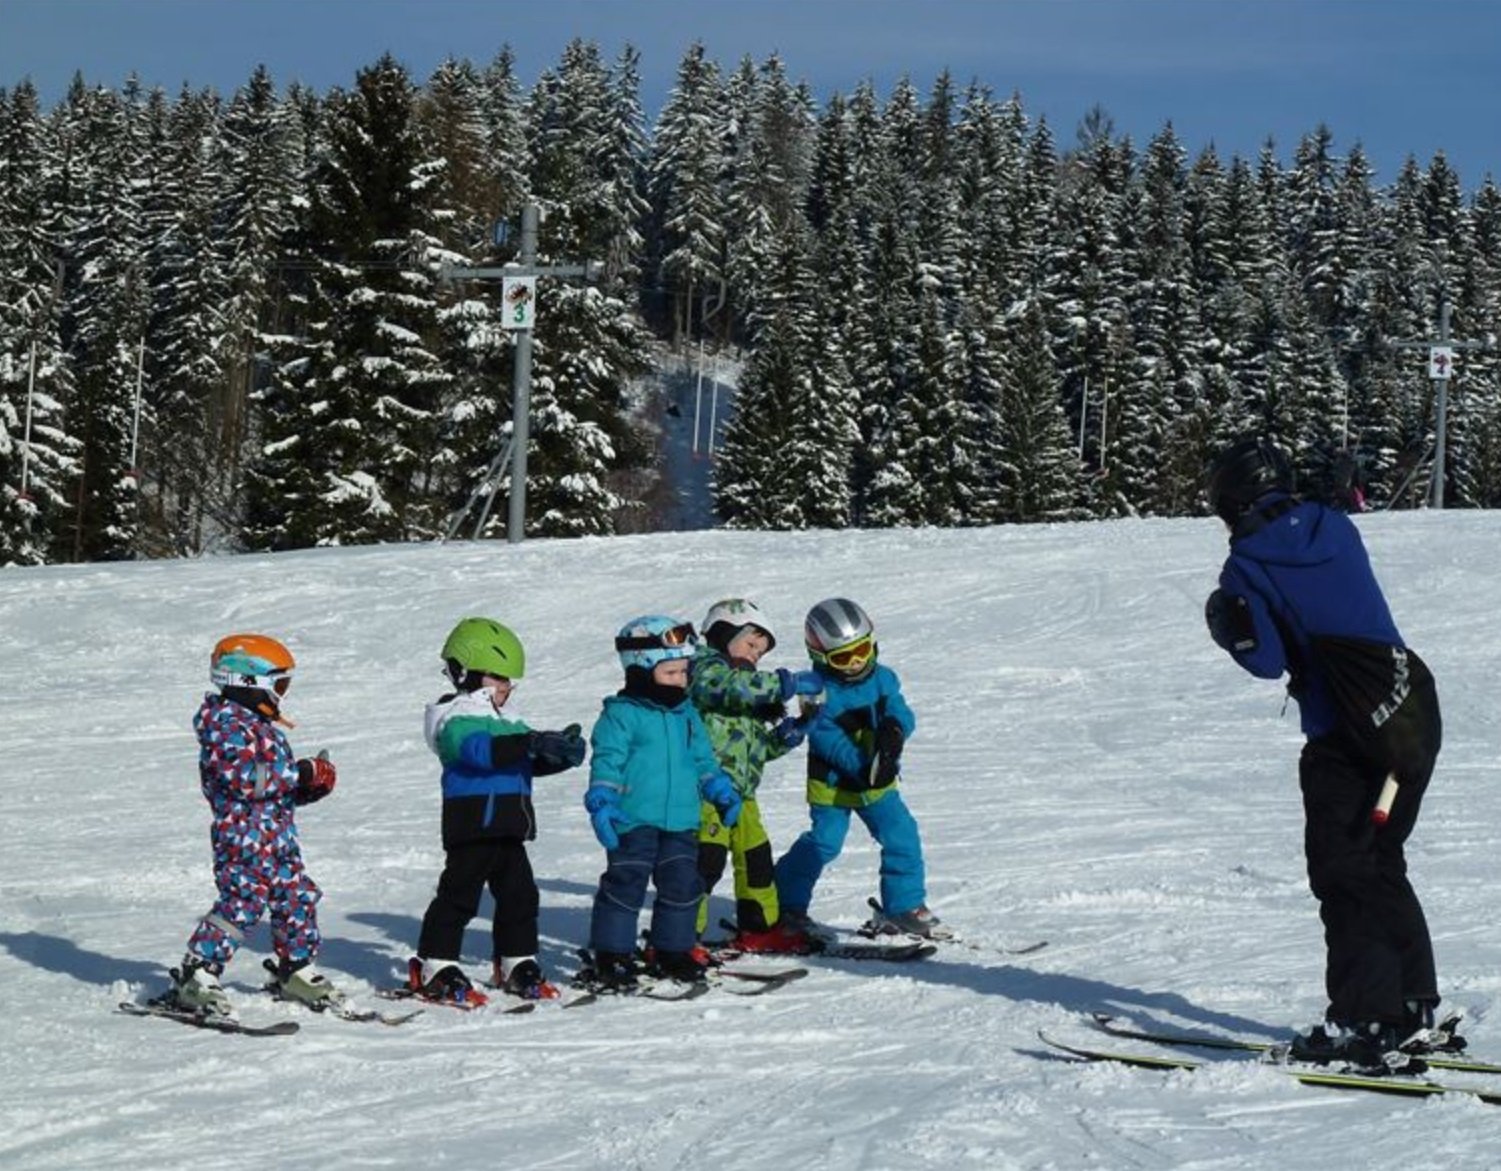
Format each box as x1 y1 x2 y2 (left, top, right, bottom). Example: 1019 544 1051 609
529 724 586 769
294 752 337 805
583 785 628 851
1205 588 1257 653
776 668 825 702
700 771 742 829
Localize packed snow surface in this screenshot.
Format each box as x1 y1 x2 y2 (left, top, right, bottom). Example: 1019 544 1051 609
4 512 1501 1169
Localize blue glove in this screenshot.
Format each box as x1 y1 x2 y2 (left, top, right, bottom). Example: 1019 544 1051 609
701 771 742 829
583 785 627 850
776 668 824 702
773 716 806 749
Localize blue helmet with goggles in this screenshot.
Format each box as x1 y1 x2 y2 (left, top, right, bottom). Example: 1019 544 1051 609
615 615 698 670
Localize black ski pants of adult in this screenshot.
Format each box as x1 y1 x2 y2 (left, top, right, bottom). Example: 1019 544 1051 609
418 838 539 962
1300 736 1437 1026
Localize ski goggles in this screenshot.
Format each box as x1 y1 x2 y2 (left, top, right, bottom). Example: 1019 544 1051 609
615 622 698 653
823 635 874 672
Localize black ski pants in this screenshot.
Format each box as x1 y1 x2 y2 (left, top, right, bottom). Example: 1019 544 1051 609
1300 736 1437 1026
417 838 539 962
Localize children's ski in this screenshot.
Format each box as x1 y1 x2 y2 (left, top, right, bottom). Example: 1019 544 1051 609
859 897 1048 956
375 986 535 1014
1036 1029 1501 1105
263 980 421 1025
573 948 714 1002
710 966 810 995
117 1000 300 1037
1089 1013 1496 1075
714 918 936 963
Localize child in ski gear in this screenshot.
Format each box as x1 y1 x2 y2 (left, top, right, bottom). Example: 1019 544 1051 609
410 618 586 1006
690 598 822 954
774 599 946 939
165 633 342 1019
583 615 742 988
1204 436 1448 1071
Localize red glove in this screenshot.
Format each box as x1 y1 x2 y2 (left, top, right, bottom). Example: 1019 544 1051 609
295 753 337 805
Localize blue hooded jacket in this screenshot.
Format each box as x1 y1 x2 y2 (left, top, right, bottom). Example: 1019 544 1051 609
1215 496 1402 739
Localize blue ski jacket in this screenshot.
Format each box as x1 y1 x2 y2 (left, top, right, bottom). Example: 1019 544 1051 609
1213 496 1402 739
588 691 723 833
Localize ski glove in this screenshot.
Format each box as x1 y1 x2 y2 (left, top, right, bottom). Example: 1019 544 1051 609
294 752 337 805
700 771 742 829
1205 589 1258 654
777 668 825 702
773 715 806 749
584 785 628 851
867 719 905 789
530 724 587 769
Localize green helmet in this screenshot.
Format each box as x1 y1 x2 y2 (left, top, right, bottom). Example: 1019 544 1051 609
441 617 526 683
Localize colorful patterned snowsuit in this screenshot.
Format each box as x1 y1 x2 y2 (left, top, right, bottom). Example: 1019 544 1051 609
184 694 320 971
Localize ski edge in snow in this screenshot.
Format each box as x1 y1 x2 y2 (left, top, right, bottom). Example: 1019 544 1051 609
1090 1012 1500 1075
117 1000 300 1036
1036 1029 1501 1105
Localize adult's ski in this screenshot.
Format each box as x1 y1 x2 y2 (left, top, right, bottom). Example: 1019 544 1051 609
1037 1030 1501 1105
117 1000 300 1036
1090 1013 1498 1075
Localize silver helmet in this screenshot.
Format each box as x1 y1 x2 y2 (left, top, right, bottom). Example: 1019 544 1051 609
804 597 873 653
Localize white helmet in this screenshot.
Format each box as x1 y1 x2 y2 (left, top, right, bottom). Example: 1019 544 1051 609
702 598 776 652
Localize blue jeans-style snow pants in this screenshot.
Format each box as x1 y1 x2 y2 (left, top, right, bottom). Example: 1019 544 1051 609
775 791 926 917
588 826 702 955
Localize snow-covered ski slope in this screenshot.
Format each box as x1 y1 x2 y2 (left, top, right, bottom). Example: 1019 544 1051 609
4 513 1501 1170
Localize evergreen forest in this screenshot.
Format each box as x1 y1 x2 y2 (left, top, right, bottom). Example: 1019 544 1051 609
1 41 1498 565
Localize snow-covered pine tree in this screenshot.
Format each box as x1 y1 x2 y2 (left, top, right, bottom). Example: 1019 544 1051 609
648 42 726 346
1451 177 1501 505
57 81 149 560
993 298 1082 522
0 81 77 564
413 55 515 535
517 39 653 537
714 225 819 529
247 57 449 546
140 84 226 556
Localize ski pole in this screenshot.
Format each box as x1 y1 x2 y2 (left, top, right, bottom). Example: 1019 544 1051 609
1371 773 1399 826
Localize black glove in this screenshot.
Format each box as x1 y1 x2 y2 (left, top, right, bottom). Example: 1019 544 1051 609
1205 589 1257 653
875 717 904 761
529 723 586 769
867 718 905 789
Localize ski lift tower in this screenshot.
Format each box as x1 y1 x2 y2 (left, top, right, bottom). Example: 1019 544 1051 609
1389 294 1491 509
440 203 601 544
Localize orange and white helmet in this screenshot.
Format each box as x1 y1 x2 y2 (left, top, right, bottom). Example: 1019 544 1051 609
211 633 295 717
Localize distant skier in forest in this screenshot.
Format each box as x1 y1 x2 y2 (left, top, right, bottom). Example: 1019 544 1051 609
1202 436 1453 1073
775 598 950 940
407 618 586 1007
689 598 822 954
158 633 343 1021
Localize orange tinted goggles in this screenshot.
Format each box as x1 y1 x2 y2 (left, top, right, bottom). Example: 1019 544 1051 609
825 636 874 671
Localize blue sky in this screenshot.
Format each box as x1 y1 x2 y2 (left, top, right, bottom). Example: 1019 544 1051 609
3 0 1497 188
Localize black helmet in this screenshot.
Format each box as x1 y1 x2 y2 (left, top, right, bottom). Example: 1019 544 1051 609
1205 437 1294 525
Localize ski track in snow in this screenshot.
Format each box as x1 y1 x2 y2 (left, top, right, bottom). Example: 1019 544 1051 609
3 514 1501 1169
